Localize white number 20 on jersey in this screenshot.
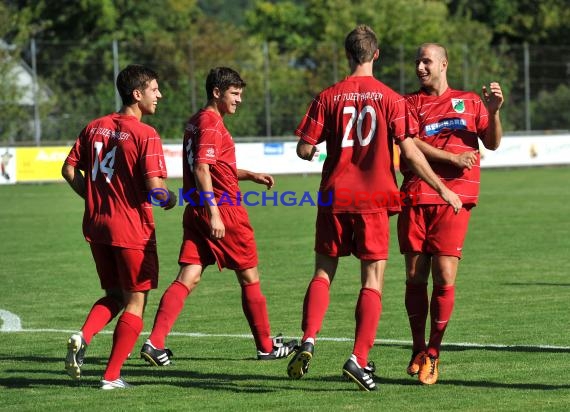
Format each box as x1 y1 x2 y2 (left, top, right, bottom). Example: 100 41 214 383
92 141 117 183
341 105 377 148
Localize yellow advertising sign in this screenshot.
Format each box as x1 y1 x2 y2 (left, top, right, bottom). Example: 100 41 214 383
16 146 70 182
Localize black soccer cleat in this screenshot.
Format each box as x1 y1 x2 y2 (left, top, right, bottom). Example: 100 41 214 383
257 334 298 360
287 341 314 379
342 358 378 391
140 339 174 366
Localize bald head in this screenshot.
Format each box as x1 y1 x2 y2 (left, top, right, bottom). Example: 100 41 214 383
417 43 448 62
415 43 449 95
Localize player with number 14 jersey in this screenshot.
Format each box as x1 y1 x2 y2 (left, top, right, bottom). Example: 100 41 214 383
65 113 168 250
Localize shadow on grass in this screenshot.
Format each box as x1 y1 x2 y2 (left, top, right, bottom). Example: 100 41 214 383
383 343 570 353
0 355 108 365
2 353 569 392
0 362 354 393
2 372 569 392
377 376 570 391
501 282 570 287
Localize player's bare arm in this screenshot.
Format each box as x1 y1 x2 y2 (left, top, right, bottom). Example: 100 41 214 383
237 169 274 190
61 162 86 199
194 162 225 239
296 139 319 161
481 82 504 150
413 138 478 170
145 176 177 210
400 138 463 212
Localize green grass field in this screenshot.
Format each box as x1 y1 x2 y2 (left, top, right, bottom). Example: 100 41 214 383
1 167 569 411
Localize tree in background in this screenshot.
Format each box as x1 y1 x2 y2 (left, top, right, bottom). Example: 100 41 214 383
449 0 570 130
1 0 568 142
245 0 518 133
532 85 570 131
0 1 39 143
11 0 271 140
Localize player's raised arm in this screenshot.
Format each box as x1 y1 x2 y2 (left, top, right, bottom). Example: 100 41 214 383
481 82 504 151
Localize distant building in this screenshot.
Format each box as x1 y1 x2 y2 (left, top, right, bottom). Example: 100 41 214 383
0 39 50 106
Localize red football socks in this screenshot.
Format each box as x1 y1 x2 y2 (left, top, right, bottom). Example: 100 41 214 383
103 311 143 381
405 282 429 353
241 281 272 353
81 296 122 345
301 276 330 342
353 288 382 367
148 280 191 348
427 284 455 358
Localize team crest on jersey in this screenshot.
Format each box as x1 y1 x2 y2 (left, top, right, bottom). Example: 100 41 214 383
451 98 465 113
206 148 215 158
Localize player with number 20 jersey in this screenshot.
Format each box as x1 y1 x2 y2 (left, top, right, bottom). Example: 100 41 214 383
287 25 462 392
296 76 406 214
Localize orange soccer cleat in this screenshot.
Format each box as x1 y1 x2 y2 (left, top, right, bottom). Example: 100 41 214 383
418 354 439 385
406 351 426 376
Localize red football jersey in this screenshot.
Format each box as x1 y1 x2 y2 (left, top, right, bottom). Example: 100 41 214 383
182 109 239 206
65 113 167 250
295 76 406 213
400 88 489 206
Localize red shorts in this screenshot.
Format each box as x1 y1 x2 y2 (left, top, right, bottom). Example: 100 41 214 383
179 206 258 271
315 211 390 260
397 205 471 258
89 243 158 292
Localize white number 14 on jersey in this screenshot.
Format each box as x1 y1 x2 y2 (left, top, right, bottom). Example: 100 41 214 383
92 141 117 183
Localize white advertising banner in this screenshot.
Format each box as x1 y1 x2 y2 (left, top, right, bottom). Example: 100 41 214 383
2 134 569 184
163 134 570 178
162 141 328 178
480 134 570 168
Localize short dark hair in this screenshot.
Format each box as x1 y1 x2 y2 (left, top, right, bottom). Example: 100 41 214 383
205 67 246 100
116 64 159 106
344 25 378 65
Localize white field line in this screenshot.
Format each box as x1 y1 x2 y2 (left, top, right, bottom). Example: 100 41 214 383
3 328 570 351
2 310 569 350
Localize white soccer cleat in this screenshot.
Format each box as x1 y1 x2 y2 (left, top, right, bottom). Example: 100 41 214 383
257 334 298 360
100 377 131 390
65 333 87 380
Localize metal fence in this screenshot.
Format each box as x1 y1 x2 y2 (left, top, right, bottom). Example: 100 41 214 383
4 39 570 144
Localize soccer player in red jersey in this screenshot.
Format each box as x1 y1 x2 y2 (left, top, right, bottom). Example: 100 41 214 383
62 64 177 389
286 26 462 391
398 43 504 385
140 67 297 365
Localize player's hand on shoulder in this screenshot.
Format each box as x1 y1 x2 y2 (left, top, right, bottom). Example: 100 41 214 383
482 82 504 114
